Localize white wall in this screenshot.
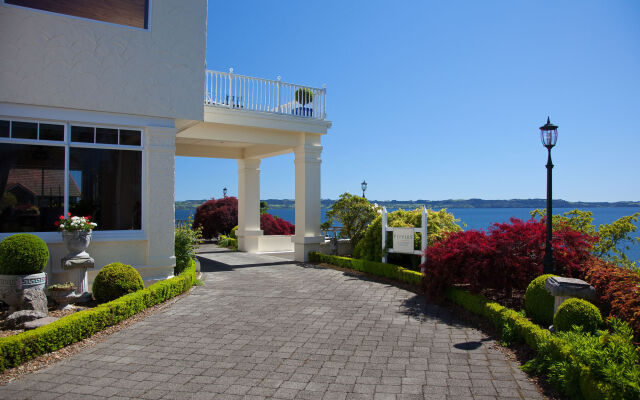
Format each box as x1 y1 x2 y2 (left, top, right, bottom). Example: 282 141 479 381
0 0 206 121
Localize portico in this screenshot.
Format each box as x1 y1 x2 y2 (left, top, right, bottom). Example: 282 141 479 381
175 70 331 261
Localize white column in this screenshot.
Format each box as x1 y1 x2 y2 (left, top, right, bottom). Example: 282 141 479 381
294 138 323 261
237 158 263 252
145 126 177 281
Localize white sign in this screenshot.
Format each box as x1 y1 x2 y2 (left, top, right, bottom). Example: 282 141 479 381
392 228 415 253
381 206 427 272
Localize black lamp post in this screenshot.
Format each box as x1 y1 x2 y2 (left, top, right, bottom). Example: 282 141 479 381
361 180 367 198
223 187 228 198
540 117 558 274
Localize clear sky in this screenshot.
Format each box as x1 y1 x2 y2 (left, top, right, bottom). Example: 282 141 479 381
175 0 640 202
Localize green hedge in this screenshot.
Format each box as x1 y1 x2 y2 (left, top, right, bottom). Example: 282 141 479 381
445 287 638 399
308 252 422 286
0 259 197 372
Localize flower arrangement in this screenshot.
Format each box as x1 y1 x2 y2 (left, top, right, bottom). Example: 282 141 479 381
55 214 97 231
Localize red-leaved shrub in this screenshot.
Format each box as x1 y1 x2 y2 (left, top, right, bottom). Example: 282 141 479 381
261 213 295 235
193 197 238 239
582 257 640 340
423 218 595 297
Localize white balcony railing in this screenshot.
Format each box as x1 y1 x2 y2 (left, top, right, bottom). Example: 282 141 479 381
205 69 326 120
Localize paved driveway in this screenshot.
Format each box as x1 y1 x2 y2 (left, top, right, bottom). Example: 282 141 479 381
0 249 545 399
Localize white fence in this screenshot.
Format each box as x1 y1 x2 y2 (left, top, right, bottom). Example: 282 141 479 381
205 69 326 120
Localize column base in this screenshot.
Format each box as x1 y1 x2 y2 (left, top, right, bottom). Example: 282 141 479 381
294 235 324 262
237 230 264 253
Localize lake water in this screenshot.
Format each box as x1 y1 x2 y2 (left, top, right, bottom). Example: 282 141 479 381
176 206 640 262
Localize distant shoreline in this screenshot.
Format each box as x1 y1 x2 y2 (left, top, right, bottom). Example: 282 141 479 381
176 198 640 210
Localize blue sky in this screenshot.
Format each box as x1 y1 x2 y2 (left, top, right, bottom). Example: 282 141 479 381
175 0 640 202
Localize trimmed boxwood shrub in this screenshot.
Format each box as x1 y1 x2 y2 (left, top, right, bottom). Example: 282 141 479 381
0 259 196 372
308 252 422 286
92 263 144 303
554 298 603 333
524 274 557 326
0 233 49 275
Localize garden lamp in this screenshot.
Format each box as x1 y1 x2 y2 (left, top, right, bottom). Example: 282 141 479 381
540 117 558 274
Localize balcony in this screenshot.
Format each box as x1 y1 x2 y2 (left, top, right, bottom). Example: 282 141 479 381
204 69 327 121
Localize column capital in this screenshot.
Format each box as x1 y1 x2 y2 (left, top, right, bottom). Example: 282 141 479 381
237 158 261 170
294 144 322 164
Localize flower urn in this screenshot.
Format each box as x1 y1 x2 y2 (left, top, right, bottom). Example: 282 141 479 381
62 230 92 257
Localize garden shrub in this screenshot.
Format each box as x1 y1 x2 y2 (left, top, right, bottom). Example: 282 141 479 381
0 259 197 372
354 207 462 265
230 225 238 239
447 287 639 399
0 233 49 275
524 274 557 326
193 197 238 239
582 257 640 340
308 252 422 286
92 263 144 303
261 213 295 235
423 218 595 297
218 235 238 250
525 317 640 400
174 223 202 275
554 298 603 334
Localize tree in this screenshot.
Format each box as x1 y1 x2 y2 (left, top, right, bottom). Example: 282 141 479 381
193 197 238 239
323 192 378 248
260 201 269 215
531 209 640 269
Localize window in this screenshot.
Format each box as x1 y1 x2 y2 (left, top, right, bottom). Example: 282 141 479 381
5 0 149 29
0 119 143 233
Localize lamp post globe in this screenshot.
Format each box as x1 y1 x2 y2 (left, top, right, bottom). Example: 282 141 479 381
223 187 228 198
540 117 558 274
361 180 367 198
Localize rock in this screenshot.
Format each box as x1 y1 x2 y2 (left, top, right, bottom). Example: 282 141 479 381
23 316 59 330
19 288 48 314
4 310 47 329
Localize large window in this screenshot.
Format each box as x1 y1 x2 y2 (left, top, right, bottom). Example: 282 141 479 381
5 0 149 29
0 119 143 233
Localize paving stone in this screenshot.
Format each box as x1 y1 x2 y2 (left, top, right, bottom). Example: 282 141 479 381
0 249 547 399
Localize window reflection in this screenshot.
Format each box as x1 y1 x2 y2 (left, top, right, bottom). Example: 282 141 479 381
0 144 65 232
69 148 141 230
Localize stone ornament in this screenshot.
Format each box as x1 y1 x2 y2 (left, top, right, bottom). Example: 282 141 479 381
545 276 596 316
0 272 47 312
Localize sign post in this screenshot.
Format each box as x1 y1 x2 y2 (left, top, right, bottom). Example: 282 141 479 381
381 207 427 273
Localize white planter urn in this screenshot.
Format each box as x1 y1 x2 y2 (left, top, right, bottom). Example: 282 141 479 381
60 230 94 300
61 230 92 257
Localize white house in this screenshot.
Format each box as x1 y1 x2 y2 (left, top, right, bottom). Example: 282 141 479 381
0 0 330 286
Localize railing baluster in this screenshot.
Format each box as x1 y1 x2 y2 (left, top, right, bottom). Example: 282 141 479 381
203 70 325 119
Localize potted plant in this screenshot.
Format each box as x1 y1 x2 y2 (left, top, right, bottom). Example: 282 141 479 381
293 88 313 117
0 233 49 312
56 214 97 257
47 282 77 309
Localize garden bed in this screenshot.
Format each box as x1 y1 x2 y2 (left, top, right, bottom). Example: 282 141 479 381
0 300 97 339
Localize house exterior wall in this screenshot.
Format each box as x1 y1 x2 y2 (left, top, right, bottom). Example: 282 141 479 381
0 0 206 121
0 103 177 285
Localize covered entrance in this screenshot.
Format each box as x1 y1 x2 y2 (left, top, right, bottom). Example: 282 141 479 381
175 70 331 261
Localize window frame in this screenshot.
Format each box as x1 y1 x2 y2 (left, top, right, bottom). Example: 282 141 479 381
0 117 146 241
2 0 152 32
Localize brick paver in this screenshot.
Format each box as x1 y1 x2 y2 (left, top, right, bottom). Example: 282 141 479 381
0 248 545 399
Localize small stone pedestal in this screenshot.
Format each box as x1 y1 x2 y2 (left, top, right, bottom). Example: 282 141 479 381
61 254 94 303
545 276 596 315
